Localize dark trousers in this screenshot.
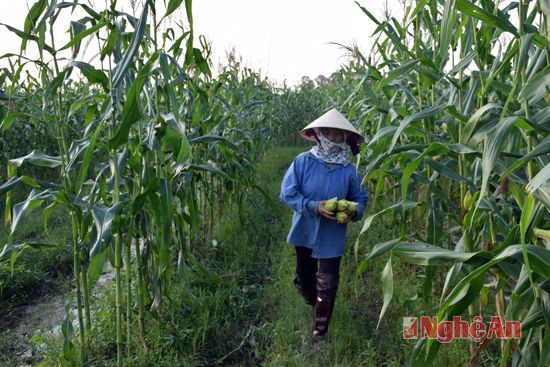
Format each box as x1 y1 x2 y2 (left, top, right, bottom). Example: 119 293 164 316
295 246 341 285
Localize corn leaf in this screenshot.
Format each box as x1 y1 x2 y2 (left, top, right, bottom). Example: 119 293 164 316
526 163 550 195
456 0 517 35
11 189 51 235
70 61 108 89
376 256 393 329
59 21 109 51
112 3 149 87
476 116 517 212
109 53 157 149
9 150 62 168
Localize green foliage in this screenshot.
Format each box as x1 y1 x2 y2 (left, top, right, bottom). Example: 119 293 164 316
0 207 72 310
0 0 548 366
335 1 550 365
0 1 310 365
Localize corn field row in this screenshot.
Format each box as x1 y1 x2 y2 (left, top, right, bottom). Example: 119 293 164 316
0 0 289 365
339 1 549 366
0 0 549 366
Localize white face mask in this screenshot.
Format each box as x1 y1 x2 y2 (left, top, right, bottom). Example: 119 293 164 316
317 131 347 152
310 131 349 165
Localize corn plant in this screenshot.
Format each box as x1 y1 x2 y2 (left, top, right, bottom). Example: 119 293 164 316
0 0 280 365
332 0 550 365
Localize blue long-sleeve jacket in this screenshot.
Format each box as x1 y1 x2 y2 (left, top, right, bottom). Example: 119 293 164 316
279 151 368 258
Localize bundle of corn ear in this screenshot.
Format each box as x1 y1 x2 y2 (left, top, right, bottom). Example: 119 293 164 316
323 198 359 223
324 197 338 212
336 211 348 223
337 199 348 211
347 201 358 214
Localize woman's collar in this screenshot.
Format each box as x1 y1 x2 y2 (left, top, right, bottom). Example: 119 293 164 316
306 151 350 167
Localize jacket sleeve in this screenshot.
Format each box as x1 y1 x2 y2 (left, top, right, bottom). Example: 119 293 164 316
279 156 320 217
347 169 368 222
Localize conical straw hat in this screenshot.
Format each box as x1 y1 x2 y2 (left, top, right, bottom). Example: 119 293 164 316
299 108 364 142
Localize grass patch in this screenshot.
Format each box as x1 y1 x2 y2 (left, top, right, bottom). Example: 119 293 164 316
37 147 303 366
32 146 481 366
0 204 73 313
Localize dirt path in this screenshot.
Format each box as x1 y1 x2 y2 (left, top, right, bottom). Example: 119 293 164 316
0 266 115 366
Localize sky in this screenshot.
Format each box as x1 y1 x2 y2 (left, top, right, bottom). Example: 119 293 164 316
0 0 404 86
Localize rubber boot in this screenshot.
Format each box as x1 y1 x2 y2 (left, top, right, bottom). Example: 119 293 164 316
313 272 339 342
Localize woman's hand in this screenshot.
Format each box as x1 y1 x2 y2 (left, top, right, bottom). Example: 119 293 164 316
317 201 336 221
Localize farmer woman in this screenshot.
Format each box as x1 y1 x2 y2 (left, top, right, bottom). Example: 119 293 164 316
279 108 368 342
